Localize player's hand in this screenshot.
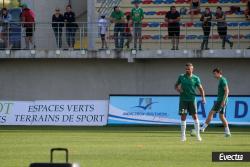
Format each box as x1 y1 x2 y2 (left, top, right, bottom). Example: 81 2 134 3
202 97 206 104
176 85 182 93
221 101 226 107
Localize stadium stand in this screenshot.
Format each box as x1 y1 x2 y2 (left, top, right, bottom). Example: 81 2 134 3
95 0 250 50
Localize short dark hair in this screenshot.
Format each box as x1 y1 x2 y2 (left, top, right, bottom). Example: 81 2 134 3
217 6 222 10
170 6 176 10
213 68 222 74
114 6 119 11
66 4 72 8
101 15 105 19
186 63 193 67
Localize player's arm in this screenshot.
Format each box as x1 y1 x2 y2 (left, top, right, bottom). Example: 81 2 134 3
198 84 206 104
164 14 168 23
173 16 180 23
175 76 182 93
221 85 229 107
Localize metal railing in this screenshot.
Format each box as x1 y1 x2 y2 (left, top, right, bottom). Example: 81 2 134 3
0 21 249 51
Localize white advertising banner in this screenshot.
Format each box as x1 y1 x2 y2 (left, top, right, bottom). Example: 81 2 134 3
0 100 108 126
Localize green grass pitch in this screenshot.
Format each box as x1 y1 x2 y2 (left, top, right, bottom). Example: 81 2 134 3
0 126 250 167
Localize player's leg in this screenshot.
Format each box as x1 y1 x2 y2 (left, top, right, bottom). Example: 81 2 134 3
181 114 187 142
179 101 187 141
219 111 231 137
189 101 202 141
200 110 216 132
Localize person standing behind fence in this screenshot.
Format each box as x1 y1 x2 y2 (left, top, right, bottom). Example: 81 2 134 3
52 8 64 49
110 6 125 50
165 6 180 50
200 8 212 50
131 1 144 51
64 5 77 50
215 6 233 49
124 15 132 49
98 15 108 50
190 0 200 21
1 8 12 49
245 0 250 20
20 3 35 49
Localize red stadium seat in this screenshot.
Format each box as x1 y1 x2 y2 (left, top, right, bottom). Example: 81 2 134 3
142 22 149 27
160 22 168 27
208 0 218 3
232 34 245 39
142 0 153 4
156 11 168 15
184 22 194 27
142 35 151 39
211 35 220 39
125 11 131 16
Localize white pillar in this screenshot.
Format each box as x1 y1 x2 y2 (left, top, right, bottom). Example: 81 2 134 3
87 0 97 50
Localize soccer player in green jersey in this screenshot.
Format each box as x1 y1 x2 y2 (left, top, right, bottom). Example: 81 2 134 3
200 68 231 137
175 63 206 142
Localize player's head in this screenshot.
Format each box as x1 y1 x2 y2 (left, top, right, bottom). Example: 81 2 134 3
213 68 222 79
205 7 210 14
216 6 222 13
66 4 72 12
170 6 176 13
185 63 194 75
133 1 140 8
114 6 120 12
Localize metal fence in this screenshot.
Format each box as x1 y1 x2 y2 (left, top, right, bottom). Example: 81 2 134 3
0 21 249 50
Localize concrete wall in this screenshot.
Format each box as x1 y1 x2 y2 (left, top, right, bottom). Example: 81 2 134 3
0 58 249 100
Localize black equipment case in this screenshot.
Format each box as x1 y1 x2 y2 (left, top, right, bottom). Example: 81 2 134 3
29 148 73 167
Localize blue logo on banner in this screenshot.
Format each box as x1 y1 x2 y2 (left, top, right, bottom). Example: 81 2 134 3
133 98 158 111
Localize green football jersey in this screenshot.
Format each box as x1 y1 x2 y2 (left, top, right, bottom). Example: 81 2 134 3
176 74 201 101
217 77 228 102
111 11 124 22
131 7 144 23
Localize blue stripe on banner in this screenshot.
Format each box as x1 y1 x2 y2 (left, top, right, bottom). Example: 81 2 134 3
108 114 180 124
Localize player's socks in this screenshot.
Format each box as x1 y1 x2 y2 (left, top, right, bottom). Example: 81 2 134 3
200 123 208 132
194 119 202 141
181 121 186 141
224 127 231 137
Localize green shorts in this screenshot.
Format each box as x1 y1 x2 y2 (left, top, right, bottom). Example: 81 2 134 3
179 100 197 115
212 101 227 114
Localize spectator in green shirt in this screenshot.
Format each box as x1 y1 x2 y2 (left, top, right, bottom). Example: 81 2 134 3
131 1 144 50
110 6 125 49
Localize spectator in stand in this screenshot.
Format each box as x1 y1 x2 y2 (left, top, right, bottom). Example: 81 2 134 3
52 8 64 49
98 15 108 49
64 5 77 50
200 8 212 50
165 6 181 50
110 6 125 50
131 0 144 50
1 8 12 49
20 3 35 49
245 0 250 20
124 15 132 49
190 0 200 21
215 6 233 49
246 0 250 49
